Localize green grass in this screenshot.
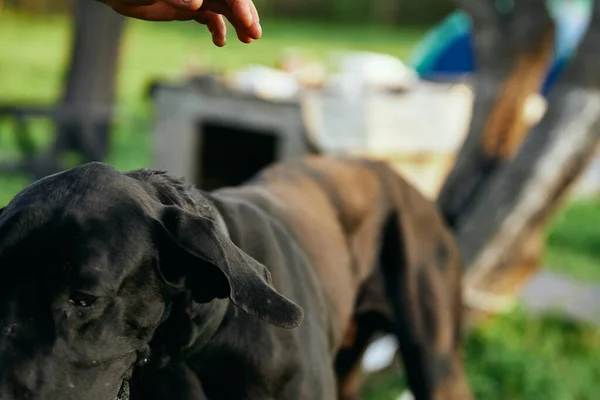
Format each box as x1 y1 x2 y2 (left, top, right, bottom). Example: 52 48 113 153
545 198 600 282
0 11 424 205
464 308 600 400
2 10 600 400
0 11 424 103
362 308 600 400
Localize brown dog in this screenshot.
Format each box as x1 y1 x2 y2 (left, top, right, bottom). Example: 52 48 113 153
234 156 473 400
0 155 471 400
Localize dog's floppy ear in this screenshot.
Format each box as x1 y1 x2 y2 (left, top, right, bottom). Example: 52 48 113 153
155 205 304 329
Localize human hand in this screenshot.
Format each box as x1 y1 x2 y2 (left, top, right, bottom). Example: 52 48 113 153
100 0 262 46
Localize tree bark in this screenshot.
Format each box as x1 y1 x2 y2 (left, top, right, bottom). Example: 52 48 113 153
439 1 600 302
461 13 600 290
55 0 125 164
437 0 555 229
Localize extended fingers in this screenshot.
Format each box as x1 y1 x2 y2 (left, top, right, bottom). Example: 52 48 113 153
196 12 227 47
228 0 261 40
201 1 261 43
108 0 261 46
226 0 253 28
244 2 261 39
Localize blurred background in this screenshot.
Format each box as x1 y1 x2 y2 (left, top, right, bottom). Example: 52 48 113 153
1 0 599 398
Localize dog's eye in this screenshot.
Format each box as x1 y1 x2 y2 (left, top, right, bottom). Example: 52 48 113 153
69 292 98 308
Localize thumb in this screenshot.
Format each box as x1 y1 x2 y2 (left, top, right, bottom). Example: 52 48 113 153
161 0 204 10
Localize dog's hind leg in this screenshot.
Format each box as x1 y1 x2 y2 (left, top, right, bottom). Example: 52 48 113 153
379 213 473 400
335 311 392 400
334 270 397 400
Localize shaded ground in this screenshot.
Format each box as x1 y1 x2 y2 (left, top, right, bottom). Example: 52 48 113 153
521 270 600 327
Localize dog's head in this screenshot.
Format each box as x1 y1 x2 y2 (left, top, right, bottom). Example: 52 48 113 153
0 162 303 400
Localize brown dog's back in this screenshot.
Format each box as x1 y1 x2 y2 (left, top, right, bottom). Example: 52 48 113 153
212 155 471 399
230 156 471 399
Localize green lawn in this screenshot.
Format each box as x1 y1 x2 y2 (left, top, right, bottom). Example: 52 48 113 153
362 308 600 400
0 10 424 205
2 10 600 399
545 198 600 282
0 11 424 103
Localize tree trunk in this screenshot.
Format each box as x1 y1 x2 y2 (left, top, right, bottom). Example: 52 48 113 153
439 0 600 305
437 0 555 229
52 0 125 170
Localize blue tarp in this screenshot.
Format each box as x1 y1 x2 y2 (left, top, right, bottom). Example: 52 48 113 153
409 0 592 96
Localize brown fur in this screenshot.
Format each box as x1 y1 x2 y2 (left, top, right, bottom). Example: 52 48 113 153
236 156 473 399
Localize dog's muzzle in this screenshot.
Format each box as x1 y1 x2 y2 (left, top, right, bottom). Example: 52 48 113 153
114 300 170 400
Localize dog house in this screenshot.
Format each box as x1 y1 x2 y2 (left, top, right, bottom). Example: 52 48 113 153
150 76 475 199
150 80 312 191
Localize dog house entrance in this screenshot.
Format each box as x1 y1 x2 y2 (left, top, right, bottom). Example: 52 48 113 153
197 122 279 191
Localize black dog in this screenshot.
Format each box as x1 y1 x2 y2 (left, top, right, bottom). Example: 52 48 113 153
0 156 472 400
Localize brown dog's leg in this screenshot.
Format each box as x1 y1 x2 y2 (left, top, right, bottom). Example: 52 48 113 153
336 344 363 400
335 312 392 400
